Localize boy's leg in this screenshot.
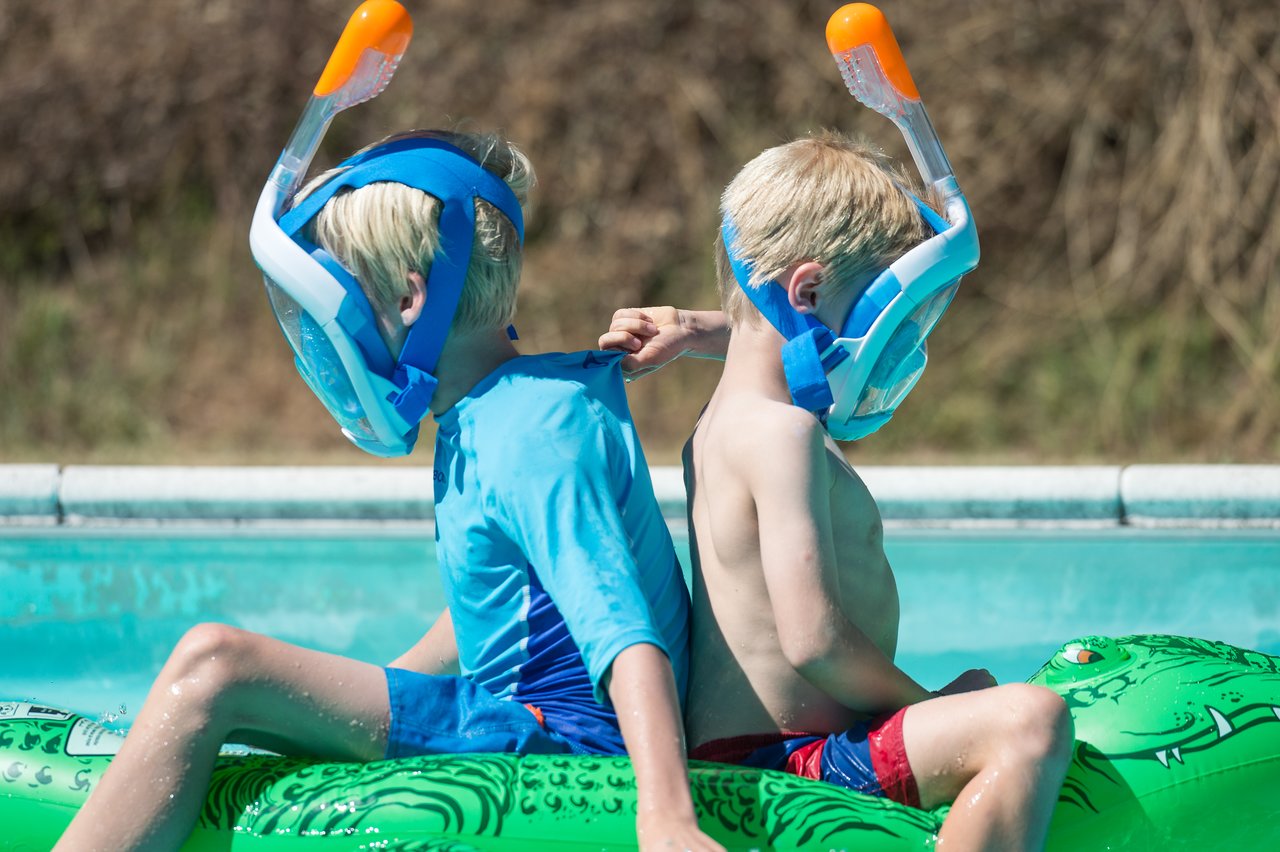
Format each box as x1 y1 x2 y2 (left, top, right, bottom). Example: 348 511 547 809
56 623 391 852
901 683 1073 852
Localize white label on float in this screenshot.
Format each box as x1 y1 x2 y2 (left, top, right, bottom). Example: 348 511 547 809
65 718 125 756
0 702 74 721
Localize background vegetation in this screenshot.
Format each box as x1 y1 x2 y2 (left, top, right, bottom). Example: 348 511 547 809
0 0 1276 465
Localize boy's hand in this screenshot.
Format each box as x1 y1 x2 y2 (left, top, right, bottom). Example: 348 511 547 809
637 812 725 852
598 307 688 379
598 307 729 379
935 668 997 697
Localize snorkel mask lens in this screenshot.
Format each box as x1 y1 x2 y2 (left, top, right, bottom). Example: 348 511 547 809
851 279 958 420
802 4 977 441
263 277 381 443
249 2 439 457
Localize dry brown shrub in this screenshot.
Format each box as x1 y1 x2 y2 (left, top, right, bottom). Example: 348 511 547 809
0 0 1275 462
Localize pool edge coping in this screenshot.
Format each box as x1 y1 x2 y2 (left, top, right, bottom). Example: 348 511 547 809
2 464 1278 529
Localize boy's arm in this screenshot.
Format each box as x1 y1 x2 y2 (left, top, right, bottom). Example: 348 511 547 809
751 411 931 714
606 645 723 852
599 307 729 379
493 408 720 852
387 609 460 676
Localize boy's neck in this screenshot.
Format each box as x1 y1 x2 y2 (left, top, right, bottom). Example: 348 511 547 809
429 328 520 415
720 320 794 404
719 277 858 405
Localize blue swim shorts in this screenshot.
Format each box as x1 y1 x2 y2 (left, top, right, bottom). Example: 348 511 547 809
688 708 920 808
384 667 585 760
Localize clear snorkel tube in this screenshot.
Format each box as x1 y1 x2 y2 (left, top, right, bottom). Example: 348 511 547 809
826 3 972 234
249 1 414 454
265 0 414 216
805 4 979 441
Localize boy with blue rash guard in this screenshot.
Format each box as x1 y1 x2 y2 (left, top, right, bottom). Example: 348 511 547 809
422 347 690 757
57 130 722 852
601 133 1073 851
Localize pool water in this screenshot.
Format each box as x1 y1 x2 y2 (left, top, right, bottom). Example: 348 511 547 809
2 527 1278 726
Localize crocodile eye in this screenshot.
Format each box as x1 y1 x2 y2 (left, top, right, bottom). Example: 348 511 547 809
1061 645 1103 664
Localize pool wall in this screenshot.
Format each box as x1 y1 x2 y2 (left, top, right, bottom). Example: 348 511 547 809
2 464 1278 528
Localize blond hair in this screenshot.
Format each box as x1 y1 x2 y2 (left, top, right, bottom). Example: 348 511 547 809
298 128 534 335
716 131 929 328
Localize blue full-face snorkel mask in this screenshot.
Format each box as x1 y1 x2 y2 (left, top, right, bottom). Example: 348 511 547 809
722 190 970 443
722 3 980 442
252 139 524 457
247 0 524 457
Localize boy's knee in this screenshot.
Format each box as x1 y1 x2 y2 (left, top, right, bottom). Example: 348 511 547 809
169 623 253 695
999 683 1074 766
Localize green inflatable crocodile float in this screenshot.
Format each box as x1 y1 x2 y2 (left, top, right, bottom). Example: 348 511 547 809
3 634 1278 850
1032 633 1280 851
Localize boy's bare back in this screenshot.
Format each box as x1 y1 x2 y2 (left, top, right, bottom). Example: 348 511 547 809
683 346 902 748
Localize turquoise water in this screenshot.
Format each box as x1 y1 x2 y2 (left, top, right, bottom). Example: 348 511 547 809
2 527 1278 726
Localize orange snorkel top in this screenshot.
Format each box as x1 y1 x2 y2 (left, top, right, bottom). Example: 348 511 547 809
314 0 414 97
825 2 957 192
826 3 919 102
268 0 414 202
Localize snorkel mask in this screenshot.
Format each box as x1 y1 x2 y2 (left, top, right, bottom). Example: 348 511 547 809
722 3 980 442
248 1 524 457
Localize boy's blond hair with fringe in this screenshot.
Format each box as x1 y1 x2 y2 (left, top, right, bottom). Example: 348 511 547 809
300 129 534 337
716 131 929 328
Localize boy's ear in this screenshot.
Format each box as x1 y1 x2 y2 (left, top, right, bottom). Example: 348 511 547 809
784 262 826 315
400 271 427 327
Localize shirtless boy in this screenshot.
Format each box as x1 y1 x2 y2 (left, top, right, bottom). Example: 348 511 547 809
601 133 1073 851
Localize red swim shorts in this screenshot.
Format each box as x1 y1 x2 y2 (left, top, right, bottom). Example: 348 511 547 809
689 706 919 808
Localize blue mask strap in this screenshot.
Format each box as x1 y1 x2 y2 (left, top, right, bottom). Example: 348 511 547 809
913 192 948 235
721 219 844 411
838 193 947 338
278 138 524 244
722 190 944 413
278 138 525 424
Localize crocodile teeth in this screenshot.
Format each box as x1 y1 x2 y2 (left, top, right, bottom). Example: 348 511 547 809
1171 747 1183 764
1155 749 1170 768
1208 706 1233 738
1273 706 1280 721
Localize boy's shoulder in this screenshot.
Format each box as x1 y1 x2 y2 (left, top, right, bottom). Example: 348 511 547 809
527 350 628 391
461 351 626 417
703 391 829 490
711 391 826 454
461 350 632 464
752 402 830 483
482 350 624 395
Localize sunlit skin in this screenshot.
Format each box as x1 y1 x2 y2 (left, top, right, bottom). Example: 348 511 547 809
601 274 1074 852
53 627 392 851
56 273 723 852
392 618 715 852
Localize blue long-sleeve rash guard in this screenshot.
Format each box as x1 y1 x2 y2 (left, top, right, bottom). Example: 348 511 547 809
431 350 690 755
